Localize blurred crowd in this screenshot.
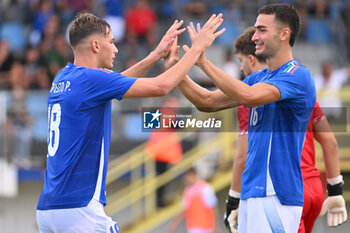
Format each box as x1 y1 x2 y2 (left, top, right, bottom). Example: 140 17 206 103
0 0 350 167
0 0 349 92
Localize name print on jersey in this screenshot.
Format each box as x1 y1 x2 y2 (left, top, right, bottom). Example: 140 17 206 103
50 81 71 94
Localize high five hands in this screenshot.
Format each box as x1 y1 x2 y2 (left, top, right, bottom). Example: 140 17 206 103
164 14 225 69
190 13 226 53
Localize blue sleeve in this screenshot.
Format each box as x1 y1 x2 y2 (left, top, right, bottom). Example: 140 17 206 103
82 69 136 108
263 68 312 101
243 70 262 86
243 75 252 85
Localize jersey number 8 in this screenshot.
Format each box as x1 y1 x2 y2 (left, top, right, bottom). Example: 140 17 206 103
48 103 61 156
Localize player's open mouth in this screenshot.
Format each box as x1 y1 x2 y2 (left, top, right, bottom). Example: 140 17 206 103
255 42 263 50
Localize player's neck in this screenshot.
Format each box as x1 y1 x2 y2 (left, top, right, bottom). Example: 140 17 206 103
253 62 267 73
73 53 99 69
267 46 293 72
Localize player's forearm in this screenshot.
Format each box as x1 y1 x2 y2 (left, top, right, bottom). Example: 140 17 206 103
314 119 341 179
154 48 202 94
230 135 248 192
322 141 341 179
177 76 216 112
121 51 161 77
178 76 240 112
199 59 249 104
230 156 246 192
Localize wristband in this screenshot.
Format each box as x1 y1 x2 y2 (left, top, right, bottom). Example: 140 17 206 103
327 175 343 185
229 189 241 198
226 195 240 210
327 182 344 196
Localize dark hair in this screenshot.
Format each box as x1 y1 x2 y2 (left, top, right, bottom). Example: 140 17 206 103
258 4 300 47
68 13 111 48
234 26 266 63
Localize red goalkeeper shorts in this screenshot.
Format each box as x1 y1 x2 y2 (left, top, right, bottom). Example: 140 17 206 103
298 176 324 233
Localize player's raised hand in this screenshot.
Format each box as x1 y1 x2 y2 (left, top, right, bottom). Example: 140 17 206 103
319 181 347 227
183 22 207 66
190 14 225 53
163 36 180 70
154 20 186 59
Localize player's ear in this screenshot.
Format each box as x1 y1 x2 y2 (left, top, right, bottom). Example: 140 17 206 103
91 40 100 53
248 54 255 67
280 27 290 43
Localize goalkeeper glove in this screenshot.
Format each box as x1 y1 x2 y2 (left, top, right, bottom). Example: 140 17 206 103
224 191 240 233
319 176 347 227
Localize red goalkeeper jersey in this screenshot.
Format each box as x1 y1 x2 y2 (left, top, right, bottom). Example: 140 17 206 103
237 105 249 136
300 101 325 179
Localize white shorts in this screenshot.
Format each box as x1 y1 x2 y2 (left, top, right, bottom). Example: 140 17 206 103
238 195 302 233
36 199 119 233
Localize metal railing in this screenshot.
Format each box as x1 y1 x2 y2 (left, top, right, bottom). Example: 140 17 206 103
105 109 235 223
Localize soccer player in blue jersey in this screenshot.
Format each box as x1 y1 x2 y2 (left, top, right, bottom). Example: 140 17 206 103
36 13 225 233
165 4 317 233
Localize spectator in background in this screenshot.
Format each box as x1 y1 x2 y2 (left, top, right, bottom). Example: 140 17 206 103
167 168 219 233
24 46 50 90
29 0 55 46
58 0 92 13
0 40 14 89
56 0 93 26
314 62 350 121
185 0 208 21
7 61 33 168
2 0 28 23
125 0 157 47
146 96 183 207
42 34 72 82
9 61 30 92
102 0 126 42
222 49 240 80
53 34 73 63
42 15 62 48
340 1 350 62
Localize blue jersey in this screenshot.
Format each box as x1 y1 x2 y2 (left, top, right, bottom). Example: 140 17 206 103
37 63 136 210
241 60 316 206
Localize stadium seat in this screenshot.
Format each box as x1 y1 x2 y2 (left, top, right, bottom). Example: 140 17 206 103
27 93 48 141
306 18 332 44
0 22 26 52
216 22 241 47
